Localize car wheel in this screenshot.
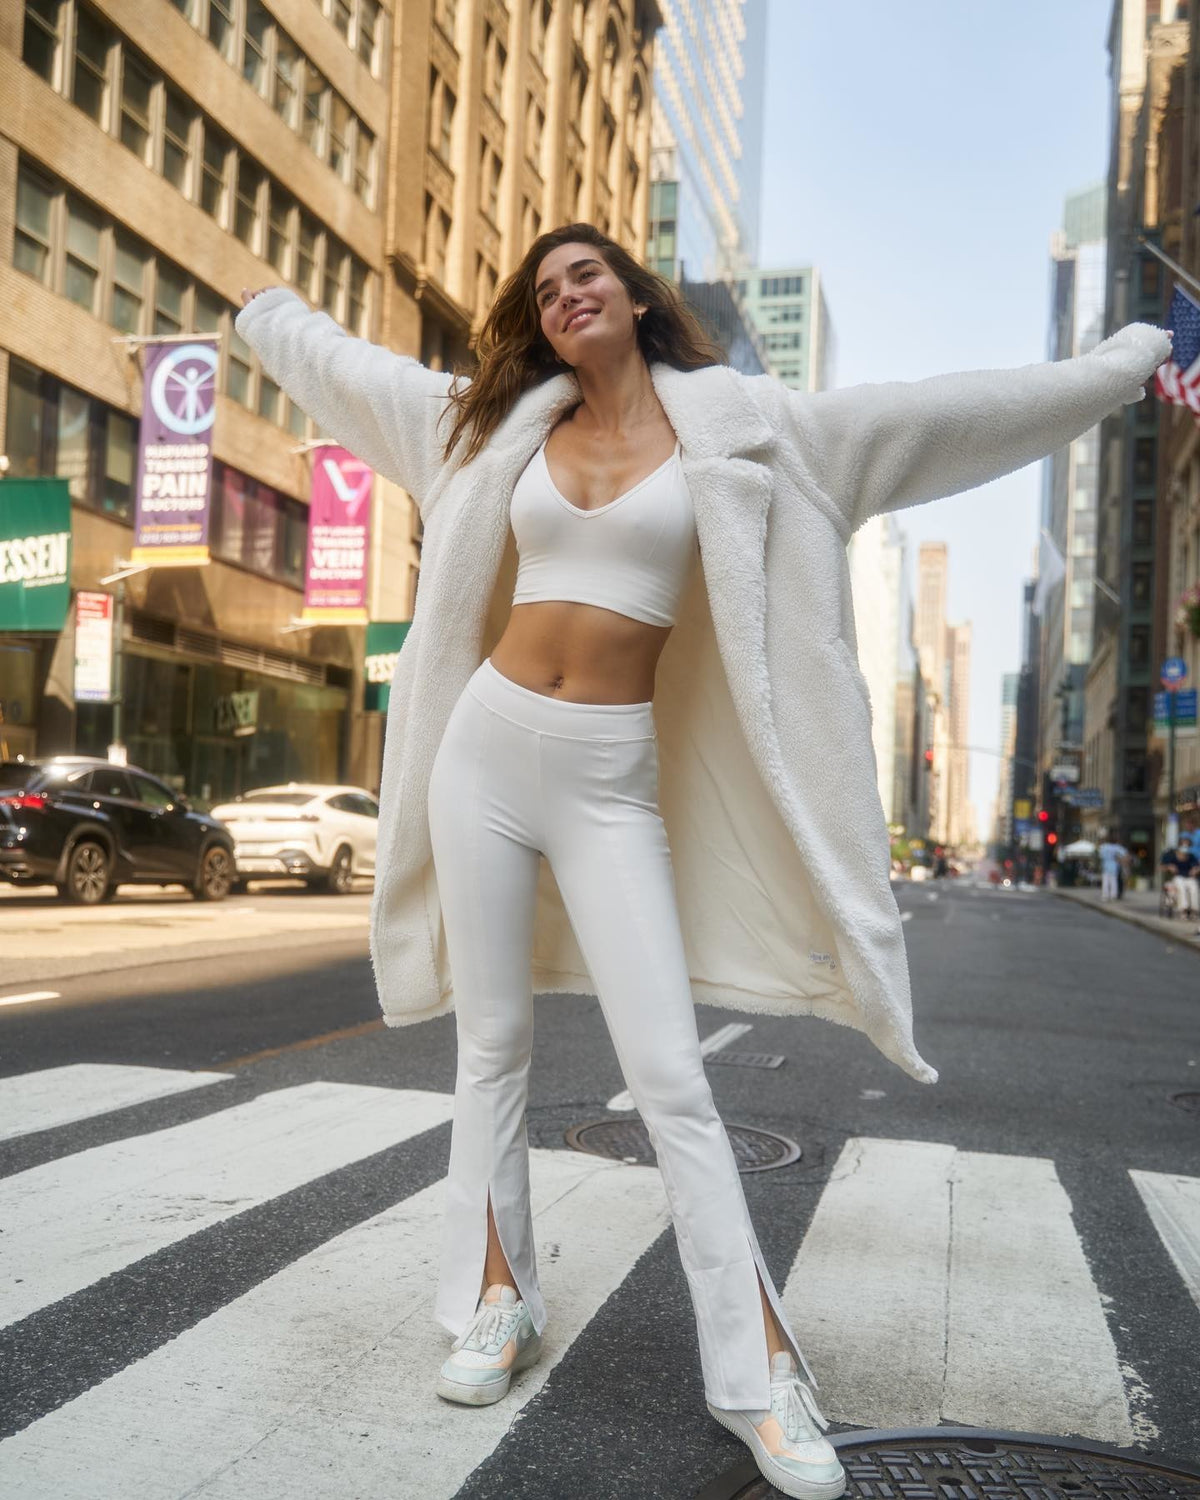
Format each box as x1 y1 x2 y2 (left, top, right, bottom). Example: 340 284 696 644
324 845 354 895
193 843 234 901
99 883 119 902
229 877 248 896
59 841 112 905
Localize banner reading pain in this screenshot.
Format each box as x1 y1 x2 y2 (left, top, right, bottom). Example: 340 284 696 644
132 338 218 566
302 445 373 623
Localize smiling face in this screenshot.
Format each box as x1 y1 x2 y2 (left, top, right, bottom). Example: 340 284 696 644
534 241 645 366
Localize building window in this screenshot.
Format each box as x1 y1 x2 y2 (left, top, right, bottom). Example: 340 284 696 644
329 93 352 179
201 126 232 223
111 232 148 333
529 0 550 65
5 362 50 478
297 211 319 298
1129 624 1150 668
1133 437 1156 487
64 195 103 314
56 385 92 500
357 0 381 72
234 156 263 249
207 0 237 65
322 243 347 319
273 30 302 127
227 323 252 406
154 260 187 334
304 67 329 157
193 283 224 337
1132 499 1153 548
332 0 353 41
103 408 136 521
435 0 458 41
243 0 270 92
258 372 282 423
348 259 367 335
119 50 155 165
439 86 456 163
486 151 501 223
24 0 65 87
14 162 55 284
267 185 295 275
525 96 544 169
71 6 112 126
484 22 507 110
1130 561 1153 608
425 194 450 283
163 87 195 193
354 122 375 205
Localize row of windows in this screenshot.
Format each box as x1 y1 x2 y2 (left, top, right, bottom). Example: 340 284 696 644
764 331 803 351
12 158 358 434
25 0 378 209
15 153 371 361
5 361 311 591
308 0 384 72
755 276 807 299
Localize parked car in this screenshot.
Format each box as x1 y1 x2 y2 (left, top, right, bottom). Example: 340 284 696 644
0 757 235 904
210 783 378 893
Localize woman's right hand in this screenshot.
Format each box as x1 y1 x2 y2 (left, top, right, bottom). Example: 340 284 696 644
240 286 271 307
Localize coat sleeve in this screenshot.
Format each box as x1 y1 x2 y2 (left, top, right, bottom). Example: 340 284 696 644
785 322 1171 533
233 287 464 517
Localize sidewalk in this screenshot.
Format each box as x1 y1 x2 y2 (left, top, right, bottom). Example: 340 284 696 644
1052 883 1200 951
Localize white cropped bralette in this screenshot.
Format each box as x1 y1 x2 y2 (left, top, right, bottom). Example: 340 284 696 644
509 436 698 627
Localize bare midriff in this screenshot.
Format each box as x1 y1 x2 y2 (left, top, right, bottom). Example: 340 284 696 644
489 601 671 705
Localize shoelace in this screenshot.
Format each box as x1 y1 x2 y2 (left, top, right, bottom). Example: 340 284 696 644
454 1299 522 1355
772 1374 830 1444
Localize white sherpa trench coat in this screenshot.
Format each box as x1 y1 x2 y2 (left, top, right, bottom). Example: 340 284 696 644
237 288 1170 1085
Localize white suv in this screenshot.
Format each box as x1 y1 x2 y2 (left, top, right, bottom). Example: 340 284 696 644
211 783 378 893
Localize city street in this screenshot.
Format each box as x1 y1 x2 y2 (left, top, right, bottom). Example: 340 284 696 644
1 878 1197 1498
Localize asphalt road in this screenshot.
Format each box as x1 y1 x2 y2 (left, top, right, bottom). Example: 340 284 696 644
0 878 1197 1498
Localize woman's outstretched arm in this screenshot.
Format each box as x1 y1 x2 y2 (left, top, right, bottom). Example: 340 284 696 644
784 322 1172 534
235 287 465 516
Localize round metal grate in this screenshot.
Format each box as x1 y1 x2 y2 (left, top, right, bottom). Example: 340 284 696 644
564 1117 800 1172
696 1428 1200 1500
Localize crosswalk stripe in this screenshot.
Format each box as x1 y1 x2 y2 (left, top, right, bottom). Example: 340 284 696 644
1130 1168 1200 1313
780 1137 1135 1444
0 1148 670 1499
0 1063 232 1144
0 1081 454 1331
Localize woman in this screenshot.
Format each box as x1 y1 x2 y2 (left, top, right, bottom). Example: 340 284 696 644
238 224 1170 1499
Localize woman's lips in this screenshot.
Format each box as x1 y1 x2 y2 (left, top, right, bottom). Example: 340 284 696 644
563 307 599 332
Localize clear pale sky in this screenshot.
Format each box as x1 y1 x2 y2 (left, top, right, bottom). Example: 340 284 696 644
758 0 1113 838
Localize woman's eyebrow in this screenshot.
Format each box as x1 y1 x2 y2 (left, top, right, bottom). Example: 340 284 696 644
534 258 602 298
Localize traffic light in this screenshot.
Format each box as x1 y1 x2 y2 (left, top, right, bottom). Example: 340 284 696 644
1047 832 1058 847
923 749 934 771
1037 809 1050 823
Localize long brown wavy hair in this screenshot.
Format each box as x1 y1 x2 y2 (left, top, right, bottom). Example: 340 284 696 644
438 222 723 467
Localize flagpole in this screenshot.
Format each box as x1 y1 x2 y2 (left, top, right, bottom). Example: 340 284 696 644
1136 236 1200 300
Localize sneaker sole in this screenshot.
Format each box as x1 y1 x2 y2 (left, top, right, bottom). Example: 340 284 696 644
436 1332 543 1406
706 1401 847 1500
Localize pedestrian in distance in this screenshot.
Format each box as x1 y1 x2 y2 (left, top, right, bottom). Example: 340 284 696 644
1098 833 1130 903
1161 834 1200 927
237 225 1171 1500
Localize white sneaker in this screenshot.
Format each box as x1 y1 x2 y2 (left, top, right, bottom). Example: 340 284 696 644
707 1351 847 1500
436 1283 542 1406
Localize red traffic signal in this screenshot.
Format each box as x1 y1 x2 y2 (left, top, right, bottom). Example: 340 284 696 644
1037 809 1050 823
1047 832 1058 846
923 749 934 767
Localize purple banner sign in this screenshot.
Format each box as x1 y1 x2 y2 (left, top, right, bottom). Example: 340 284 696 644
132 338 218 565
303 446 373 622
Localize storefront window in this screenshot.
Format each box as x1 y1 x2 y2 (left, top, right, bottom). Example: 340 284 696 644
245 482 279 573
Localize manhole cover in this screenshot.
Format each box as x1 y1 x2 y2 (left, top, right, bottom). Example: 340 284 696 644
564 1118 799 1172
696 1428 1200 1500
707 1051 786 1070
1169 1091 1200 1117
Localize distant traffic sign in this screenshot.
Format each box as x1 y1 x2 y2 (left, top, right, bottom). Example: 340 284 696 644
1162 656 1189 689
1153 689 1198 731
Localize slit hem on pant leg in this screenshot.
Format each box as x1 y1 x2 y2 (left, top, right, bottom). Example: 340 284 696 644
746 1227 818 1391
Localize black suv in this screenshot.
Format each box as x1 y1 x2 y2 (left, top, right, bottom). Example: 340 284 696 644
0 757 235 904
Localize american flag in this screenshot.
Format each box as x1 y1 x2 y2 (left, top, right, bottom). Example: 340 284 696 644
1155 284 1200 417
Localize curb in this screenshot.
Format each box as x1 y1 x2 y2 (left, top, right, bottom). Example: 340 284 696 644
1050 887 1200 954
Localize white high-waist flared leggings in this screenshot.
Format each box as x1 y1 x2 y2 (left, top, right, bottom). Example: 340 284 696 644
425 655 814 1410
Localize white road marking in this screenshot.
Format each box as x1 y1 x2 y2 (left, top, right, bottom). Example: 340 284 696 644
605 1021 752 1111
0 1082 454 1329
900 911 913 922
0 1149 670 1499
0 991 61 1008
781 1138 1138 1443
1130 1169 1200 1313
0 1063 228 1143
